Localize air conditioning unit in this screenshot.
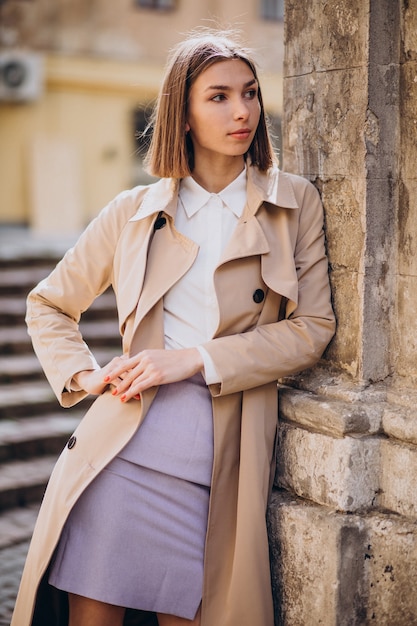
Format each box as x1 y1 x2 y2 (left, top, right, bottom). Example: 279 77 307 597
0 51 44 102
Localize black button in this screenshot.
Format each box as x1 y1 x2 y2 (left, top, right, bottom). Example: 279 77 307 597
253 289 265 304
154 216 166 230
67 435 77 450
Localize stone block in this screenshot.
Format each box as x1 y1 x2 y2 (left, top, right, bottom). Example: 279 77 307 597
382 394 417 447
275 422 380 511
267 489 417 625
364 513 417 624
278 387 380 437
324 268 361 379
285 0 369 75
400 61 417 181
283 69 367 181
398 182 417 276
379 437 417 517
268 490 348 625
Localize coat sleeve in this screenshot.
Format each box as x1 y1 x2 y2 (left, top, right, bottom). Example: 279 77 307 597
202 178 336 397
25 190 140 407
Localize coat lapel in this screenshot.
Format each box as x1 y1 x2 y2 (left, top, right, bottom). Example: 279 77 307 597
114 217 155 332
115 178 197 335
219 165 299 265
216 166 300 306
132 217 198 331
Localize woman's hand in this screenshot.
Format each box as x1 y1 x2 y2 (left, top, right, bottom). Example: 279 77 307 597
72 368 113 397
73 349 204 403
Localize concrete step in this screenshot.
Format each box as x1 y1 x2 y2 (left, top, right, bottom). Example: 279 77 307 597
0 380 93 419
0 455 57 511
0 413 82 463
0 266 54 296
0 353 41 384
0 347 120 384
0 318 121 355
0 289 117 325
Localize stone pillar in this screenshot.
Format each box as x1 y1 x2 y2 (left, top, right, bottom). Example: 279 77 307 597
267 1 417 623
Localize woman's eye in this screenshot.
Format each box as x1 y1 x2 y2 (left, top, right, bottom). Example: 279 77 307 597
212 94 226 102
245 89 257 99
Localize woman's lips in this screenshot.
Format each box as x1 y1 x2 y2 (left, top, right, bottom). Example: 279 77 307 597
229 129 252 139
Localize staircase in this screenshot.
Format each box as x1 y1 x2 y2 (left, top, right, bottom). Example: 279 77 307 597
0 249 120 544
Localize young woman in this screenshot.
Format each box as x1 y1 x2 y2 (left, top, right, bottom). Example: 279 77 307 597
12 30 335 626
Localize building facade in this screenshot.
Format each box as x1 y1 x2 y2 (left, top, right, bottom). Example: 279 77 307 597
0 0 283 234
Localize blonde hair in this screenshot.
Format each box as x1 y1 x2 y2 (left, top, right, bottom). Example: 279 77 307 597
144 29 276 178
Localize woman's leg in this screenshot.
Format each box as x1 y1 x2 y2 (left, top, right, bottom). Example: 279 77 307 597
157 605 201 626
68 592 126 626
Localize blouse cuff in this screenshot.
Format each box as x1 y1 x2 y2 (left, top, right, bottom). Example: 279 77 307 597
196 345 221 385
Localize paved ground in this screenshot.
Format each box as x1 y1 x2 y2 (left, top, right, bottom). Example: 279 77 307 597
0 504 39 625
0 540 31 625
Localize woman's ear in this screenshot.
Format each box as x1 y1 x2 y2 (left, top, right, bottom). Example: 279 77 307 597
185 122 190 133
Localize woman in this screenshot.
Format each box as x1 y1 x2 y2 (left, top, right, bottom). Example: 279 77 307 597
12 29 335 626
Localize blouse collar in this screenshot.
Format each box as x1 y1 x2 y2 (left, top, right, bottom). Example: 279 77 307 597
179 167 247 219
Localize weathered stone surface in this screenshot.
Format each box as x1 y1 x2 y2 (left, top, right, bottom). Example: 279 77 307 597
383 387 417 445
283 364 386 405
271 0 417 623
283 68 367 180
323 271 362 379
268 489 417 626
397 179 417 277
275 422 380 512
268 490 347 625
284 0 368 76
379 437 417 517
382 405 417 447
278 387 381 436
364 513 417 624
393 274 417 382
402 2 417 63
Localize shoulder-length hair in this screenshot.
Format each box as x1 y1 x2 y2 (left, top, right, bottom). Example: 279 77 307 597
144 29 277 179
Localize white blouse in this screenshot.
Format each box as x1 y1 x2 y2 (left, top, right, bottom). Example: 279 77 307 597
164 168 247 383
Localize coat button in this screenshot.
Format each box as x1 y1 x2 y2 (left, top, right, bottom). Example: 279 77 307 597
67 435 77 450
253 288 265 304
153 216 166 230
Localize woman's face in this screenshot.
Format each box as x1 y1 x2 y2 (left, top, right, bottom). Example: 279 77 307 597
185 58 261 164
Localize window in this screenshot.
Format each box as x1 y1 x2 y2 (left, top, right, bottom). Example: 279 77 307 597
135 0 175 10
261 0 284 21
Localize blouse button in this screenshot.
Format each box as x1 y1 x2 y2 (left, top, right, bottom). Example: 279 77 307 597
253 289 265 304
154 216 166 230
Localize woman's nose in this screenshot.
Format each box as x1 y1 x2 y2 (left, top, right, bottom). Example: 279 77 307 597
234 100 250 120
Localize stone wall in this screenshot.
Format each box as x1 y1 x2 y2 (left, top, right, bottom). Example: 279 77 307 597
268 0 417 623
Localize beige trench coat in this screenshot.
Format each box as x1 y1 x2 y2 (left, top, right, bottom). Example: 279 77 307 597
12 164 335 626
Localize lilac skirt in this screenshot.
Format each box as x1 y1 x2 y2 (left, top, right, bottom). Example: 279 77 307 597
49 374 213 620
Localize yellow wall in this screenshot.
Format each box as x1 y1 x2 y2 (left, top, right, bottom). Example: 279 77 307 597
0 51 281 233
0 56 162 231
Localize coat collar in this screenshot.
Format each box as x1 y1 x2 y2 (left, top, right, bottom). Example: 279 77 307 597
129 176 179 222
128 163 299 224
244 163 299 219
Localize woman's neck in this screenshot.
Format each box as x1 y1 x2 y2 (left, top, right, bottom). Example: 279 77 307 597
191 156 246 193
